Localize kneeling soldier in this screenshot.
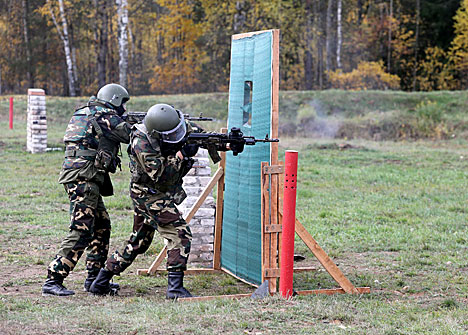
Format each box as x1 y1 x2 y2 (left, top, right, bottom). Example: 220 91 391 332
90 104 198 299
42 84 131 296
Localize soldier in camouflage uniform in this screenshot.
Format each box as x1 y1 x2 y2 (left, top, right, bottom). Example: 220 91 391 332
42 84 131 296
90 103 198 299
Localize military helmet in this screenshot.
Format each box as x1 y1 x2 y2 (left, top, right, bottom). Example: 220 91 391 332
97 83 130 108
144 104 186 143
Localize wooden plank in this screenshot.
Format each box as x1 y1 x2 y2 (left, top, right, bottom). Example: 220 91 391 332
185 167 223 224
263 165 284 175
269 168 279 293
140 268 224 275
292 216 359 294
179 293 253 302
213 128 227 270
297 287 370 296
264 268 280 278
232 29 275 40
269 29 280 294
265 224 282 233
293 267 317 273
261 162 270 283
270 29 280 166
278 161 284 270
146 246 167 275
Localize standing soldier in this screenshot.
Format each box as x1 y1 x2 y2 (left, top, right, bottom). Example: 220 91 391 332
42 84 131 296
90 103 198 299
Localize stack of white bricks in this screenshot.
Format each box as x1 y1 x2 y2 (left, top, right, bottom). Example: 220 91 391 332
178 148 216 267
27 89 47 153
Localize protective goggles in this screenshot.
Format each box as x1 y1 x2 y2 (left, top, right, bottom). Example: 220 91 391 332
158 110 187 143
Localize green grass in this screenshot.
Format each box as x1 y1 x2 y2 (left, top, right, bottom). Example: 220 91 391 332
0 91 468 334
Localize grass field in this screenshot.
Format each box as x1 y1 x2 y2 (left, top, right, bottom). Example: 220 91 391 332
0 91 467 334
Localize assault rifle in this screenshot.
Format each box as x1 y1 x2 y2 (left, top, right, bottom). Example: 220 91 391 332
123 111 213 125
185 127 279 163
122 111 278 163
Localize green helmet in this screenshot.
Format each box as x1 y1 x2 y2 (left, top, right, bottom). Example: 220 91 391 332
97 83 130 108
144 104 186 143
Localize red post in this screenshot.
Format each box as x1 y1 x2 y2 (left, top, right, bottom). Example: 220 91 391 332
280 150 298 298
9 97 13 129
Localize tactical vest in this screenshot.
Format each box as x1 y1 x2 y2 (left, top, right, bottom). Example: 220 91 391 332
63 106 103 160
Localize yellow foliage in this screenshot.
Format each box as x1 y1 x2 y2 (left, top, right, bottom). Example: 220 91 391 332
328 61 400 90
449 0 468 87
148 0 207 93
416 47 457 91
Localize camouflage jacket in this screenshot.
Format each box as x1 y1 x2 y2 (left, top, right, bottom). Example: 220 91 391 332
128 123 193 205
58 96 131 184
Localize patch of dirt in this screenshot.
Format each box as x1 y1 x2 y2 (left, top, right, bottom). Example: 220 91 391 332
0 264 45 297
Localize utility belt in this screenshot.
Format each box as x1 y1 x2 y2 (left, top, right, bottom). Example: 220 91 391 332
64 148 97 159
130 171 174 194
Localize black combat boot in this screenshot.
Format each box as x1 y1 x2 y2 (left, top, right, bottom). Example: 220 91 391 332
42 275 75 297
166 271 192 299
84 271 120 292
89 268 118 295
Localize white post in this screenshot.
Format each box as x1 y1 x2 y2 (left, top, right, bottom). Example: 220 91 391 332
27 89 47 154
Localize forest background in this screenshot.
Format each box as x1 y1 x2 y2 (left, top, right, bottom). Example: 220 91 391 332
1 0 467 97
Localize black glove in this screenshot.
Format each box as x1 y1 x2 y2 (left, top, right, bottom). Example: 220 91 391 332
180 143 199 158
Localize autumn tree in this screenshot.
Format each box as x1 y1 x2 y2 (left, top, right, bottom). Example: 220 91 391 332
450 0 468 88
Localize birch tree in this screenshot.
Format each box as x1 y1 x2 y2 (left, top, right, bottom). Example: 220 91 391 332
325 0 333 72
117 0 129 87
94 0 109 89
22 0 33 87
47 0 78 96
336 0 342 69
387 0 393 72
412 0 420 90
304 0 314 90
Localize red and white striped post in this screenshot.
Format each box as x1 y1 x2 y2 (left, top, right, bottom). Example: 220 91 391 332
9 97 13 129
279 150 298 298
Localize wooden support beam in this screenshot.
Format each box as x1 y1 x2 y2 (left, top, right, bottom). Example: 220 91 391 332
296 287 370 296
264 224 282 233
178 287 371 302
137 268 224 276
293 267 317 273
185 167 224 224
261 162 270 284
232 29 276 40
179 293 253 302
213 128 227 270
291 216 359 294
140 246 167 275
264 268 280 278
263 165 284 175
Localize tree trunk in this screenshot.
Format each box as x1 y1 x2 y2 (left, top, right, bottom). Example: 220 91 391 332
304 0 314 90
22 0 33 88
68 22 80 95
325 0 333 72
412 0 420 91
95 0 108 89
317 0 324 89
357 0 363 25
52 0 77 96
336 0 342 69
117 0 129 88
387 0 393 73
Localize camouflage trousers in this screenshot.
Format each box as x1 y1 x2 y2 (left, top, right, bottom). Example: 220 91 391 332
105 183 192 274
47 180 111 280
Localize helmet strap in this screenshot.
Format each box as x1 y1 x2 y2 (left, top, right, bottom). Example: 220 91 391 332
115 104 126 116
